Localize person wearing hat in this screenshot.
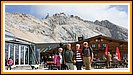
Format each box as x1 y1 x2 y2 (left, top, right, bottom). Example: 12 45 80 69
107 52 112 68
82 42 93 70
74 44 83 70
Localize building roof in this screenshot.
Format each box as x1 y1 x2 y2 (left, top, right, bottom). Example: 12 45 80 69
79 35 128 44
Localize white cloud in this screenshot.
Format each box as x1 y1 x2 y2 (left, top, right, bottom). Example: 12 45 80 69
30 5 128 29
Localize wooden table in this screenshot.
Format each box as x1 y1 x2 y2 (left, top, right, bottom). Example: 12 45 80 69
46 61 56 70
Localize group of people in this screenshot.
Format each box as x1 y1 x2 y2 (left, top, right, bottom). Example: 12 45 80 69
53 42 93 70
106 52 128 68
6 41 126 70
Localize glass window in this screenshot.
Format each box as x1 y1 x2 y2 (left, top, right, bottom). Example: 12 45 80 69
36 49 40 64
103 44 106 48
25 47 29 64
5 43 9 66
91 44 96 48
21 46 24 64
29 46 35 65
5 43 30 65
10 44 14 63
15 44 19 65
98 44 101 48
5 43 14 65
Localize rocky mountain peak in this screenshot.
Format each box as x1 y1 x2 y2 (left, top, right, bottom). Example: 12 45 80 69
5 12 128 43
94 20 128 41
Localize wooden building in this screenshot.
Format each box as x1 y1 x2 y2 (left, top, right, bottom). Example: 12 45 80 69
70 35 128 60
39 35 128 62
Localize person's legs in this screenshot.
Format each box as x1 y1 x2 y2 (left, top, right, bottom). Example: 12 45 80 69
65 65 68 70
83 57 87 70
66 63 70 70
84 57 90 70
107 61 109 68
83 57 86 69
79 62 83 70
7 65 9 70
109 61 111 68
63 64 68 70
9 65 12 70
57 66 61 70
62 64 66 70
76 63 80 70
60 64 63 70
76 62 83 70
61 64 65 70
88 57 91 70
69 63 74 70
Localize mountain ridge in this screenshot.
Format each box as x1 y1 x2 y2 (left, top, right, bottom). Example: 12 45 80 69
5 12 128 43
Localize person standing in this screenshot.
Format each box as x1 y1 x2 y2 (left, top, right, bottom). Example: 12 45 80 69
58 48 66 70
112 54 118 68
64 44 74 70
74 44 83 70
54 48 64 70
82 42 93 70
107 52 112 68
7 57 13 70
54 51 60 70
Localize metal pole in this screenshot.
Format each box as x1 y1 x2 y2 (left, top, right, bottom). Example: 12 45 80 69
24 46 26 65
14 44 15 65
75 33 76 42
28 46 29 65
8 44 10 59
19 45 21 65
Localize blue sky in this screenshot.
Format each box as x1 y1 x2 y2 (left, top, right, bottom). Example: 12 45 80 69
109 5 128 13
5 5 39 17
5 5 129 28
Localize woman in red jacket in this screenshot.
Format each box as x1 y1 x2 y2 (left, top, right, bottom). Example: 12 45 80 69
7 57 13 70
54 53 61 70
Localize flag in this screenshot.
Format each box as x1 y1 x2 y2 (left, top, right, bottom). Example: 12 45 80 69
105 43 108 55
116 47 121 61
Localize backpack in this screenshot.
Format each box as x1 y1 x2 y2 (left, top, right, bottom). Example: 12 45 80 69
83 47 93 56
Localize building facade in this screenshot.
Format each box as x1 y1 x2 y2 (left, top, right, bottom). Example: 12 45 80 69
71 35 128 60
5 31 40 67
5 32 128 67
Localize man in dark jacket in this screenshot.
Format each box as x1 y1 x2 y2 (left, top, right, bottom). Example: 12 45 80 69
64 44 74 70
82 42 93 70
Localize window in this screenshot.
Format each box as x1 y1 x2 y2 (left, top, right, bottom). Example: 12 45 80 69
21 46 24 64
103 44 106 48
91 44 96 48
98 44 101 48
